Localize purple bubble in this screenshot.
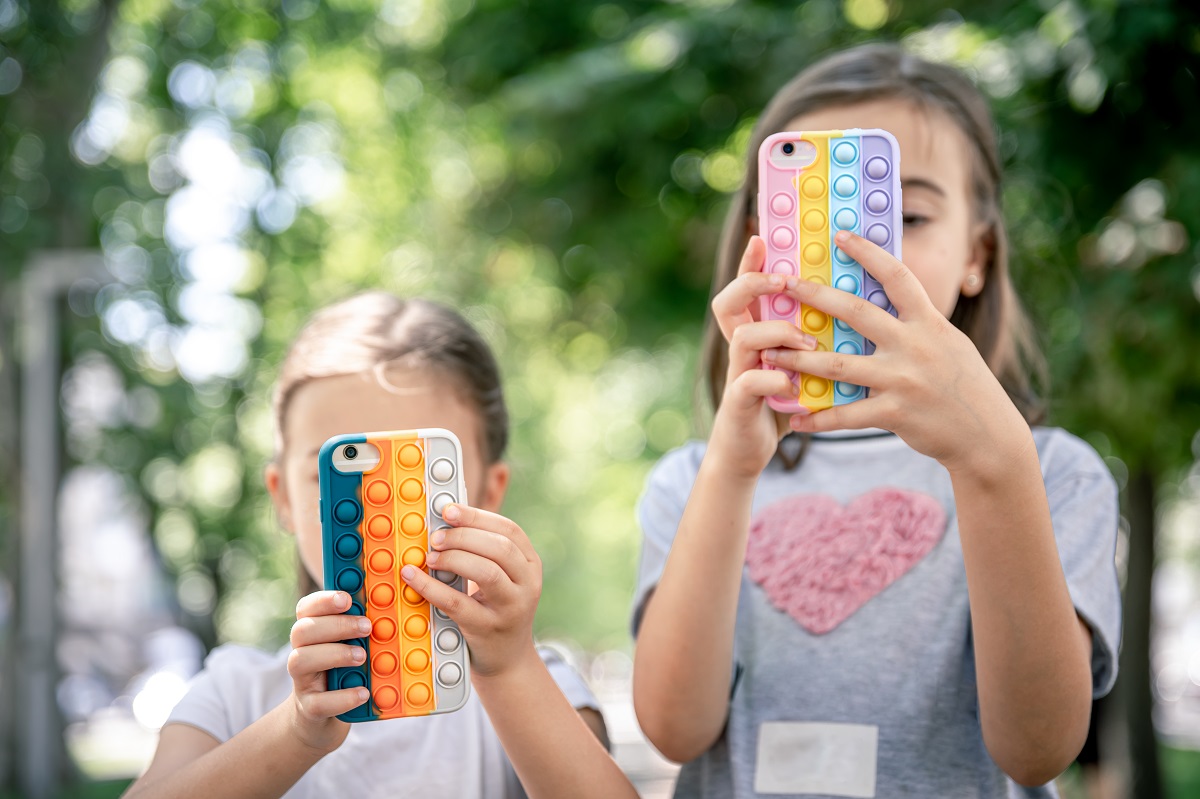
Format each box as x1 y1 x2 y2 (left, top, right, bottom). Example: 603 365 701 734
868 290 890 309
866 190 890 214
865 223 890 246
865 156 890 181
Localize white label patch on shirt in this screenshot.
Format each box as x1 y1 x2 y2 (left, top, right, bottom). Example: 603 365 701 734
754 721 878 797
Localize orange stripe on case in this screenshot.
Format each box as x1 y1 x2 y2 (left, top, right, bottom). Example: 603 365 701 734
387 434 435 718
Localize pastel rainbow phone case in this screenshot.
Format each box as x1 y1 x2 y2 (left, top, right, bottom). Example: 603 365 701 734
319 428 470 721
758 129 902 413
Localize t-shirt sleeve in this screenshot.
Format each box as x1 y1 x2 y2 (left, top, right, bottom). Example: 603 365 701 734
631 443 703 637
163 645 249 742
537 645 599 712
1042 435 1122 698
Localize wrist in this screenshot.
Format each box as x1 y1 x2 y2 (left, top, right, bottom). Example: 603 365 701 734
280 693 346 758
946 421 1038 490
471 642 542 686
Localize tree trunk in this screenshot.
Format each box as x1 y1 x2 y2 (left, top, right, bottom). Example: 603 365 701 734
1122 467 1162 798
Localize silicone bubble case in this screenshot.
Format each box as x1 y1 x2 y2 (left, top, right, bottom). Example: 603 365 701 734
319 428 470 722
758 129 902 413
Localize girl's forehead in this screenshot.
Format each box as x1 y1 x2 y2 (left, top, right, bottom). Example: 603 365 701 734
784 98 971 189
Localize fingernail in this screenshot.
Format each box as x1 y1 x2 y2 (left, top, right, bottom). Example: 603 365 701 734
337 592 351 609
785 277 799 289
763 348 779 362
801 334 817 348
425 550 440 565
431 529 446 547
769 273 784 287
401 564 418 580
443 504 460 522
357 617 372 633
790 415 806 430
352 647 365 662
357 688 370 701
835 230 850 243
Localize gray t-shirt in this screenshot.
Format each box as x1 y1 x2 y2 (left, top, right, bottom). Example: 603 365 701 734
633 427 1120 799
166 643 599 799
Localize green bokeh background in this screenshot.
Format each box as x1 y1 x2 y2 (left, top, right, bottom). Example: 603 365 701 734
2 0 1199 795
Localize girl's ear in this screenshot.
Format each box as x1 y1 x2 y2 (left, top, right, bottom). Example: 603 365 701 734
962 222 994 297
478 461 511 513
264 461 294 533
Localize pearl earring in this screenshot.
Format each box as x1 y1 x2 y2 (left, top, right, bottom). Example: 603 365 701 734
966 274 980 289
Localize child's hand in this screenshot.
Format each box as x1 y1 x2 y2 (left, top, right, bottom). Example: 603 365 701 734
765 229 1028 474
286 591 373 753
709 235 819 478
400 504 541 679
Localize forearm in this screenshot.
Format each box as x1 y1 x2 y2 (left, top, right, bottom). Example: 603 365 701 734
952 430 1093 785
124 701 327 799
472 647 636 799
633 454 757 761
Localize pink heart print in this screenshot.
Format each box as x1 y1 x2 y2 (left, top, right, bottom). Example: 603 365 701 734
745 488 947 634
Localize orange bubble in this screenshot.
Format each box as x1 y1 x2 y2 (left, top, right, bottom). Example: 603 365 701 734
401 512 425 537
404 614 429 639
402 547 426 568
372 650 399 677
366 514 392 540
399 478 424 503
369 583 395 608
406 683 431 706
406 648 430 672
368 548 394 574
398 443 423 469
373 684 399 710
365 481 391 506
372 617 397 643
402 585 422 604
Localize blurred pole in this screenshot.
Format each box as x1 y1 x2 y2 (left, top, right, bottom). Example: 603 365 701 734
1120 468 1162 799
15 251 107 799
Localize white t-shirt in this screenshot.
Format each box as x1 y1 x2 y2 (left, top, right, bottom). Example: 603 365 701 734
166 643 599 799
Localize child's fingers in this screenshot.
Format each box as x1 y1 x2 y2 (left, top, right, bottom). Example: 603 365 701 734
789 397 883 434
296 590 353 619
762 348 875 389
290 613 374 649
711 273 784 340
710 236 769 339
424 549 517 601
431 527 534 586
833 230 934 319
783 279 898 344
287 642 366 680
441 505 537 563
295 686 370 721
728 320 817 372
724 368 797 412
400 564 485 628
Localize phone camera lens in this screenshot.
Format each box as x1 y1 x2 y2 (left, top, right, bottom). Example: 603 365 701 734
782 142 795 155
344 445 358 460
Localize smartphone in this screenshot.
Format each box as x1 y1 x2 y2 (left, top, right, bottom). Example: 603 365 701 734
319 428 470 721
757 129 902 413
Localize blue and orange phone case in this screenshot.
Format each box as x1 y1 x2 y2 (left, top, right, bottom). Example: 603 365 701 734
319 428 470 721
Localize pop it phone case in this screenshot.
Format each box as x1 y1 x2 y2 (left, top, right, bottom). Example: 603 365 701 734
319 428 470 722
757 129 902 413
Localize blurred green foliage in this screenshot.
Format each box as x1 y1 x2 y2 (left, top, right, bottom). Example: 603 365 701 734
1 0 1197 662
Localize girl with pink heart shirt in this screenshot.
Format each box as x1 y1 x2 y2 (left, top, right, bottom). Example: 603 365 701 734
632 44 1120 798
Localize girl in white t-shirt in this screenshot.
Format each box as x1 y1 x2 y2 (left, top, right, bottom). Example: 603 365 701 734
125 293 636 799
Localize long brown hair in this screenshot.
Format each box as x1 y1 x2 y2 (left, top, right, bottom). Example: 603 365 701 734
702 44 1046 460
273 292 509 594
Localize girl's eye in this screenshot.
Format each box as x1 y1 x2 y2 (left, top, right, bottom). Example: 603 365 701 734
902 213 930 228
